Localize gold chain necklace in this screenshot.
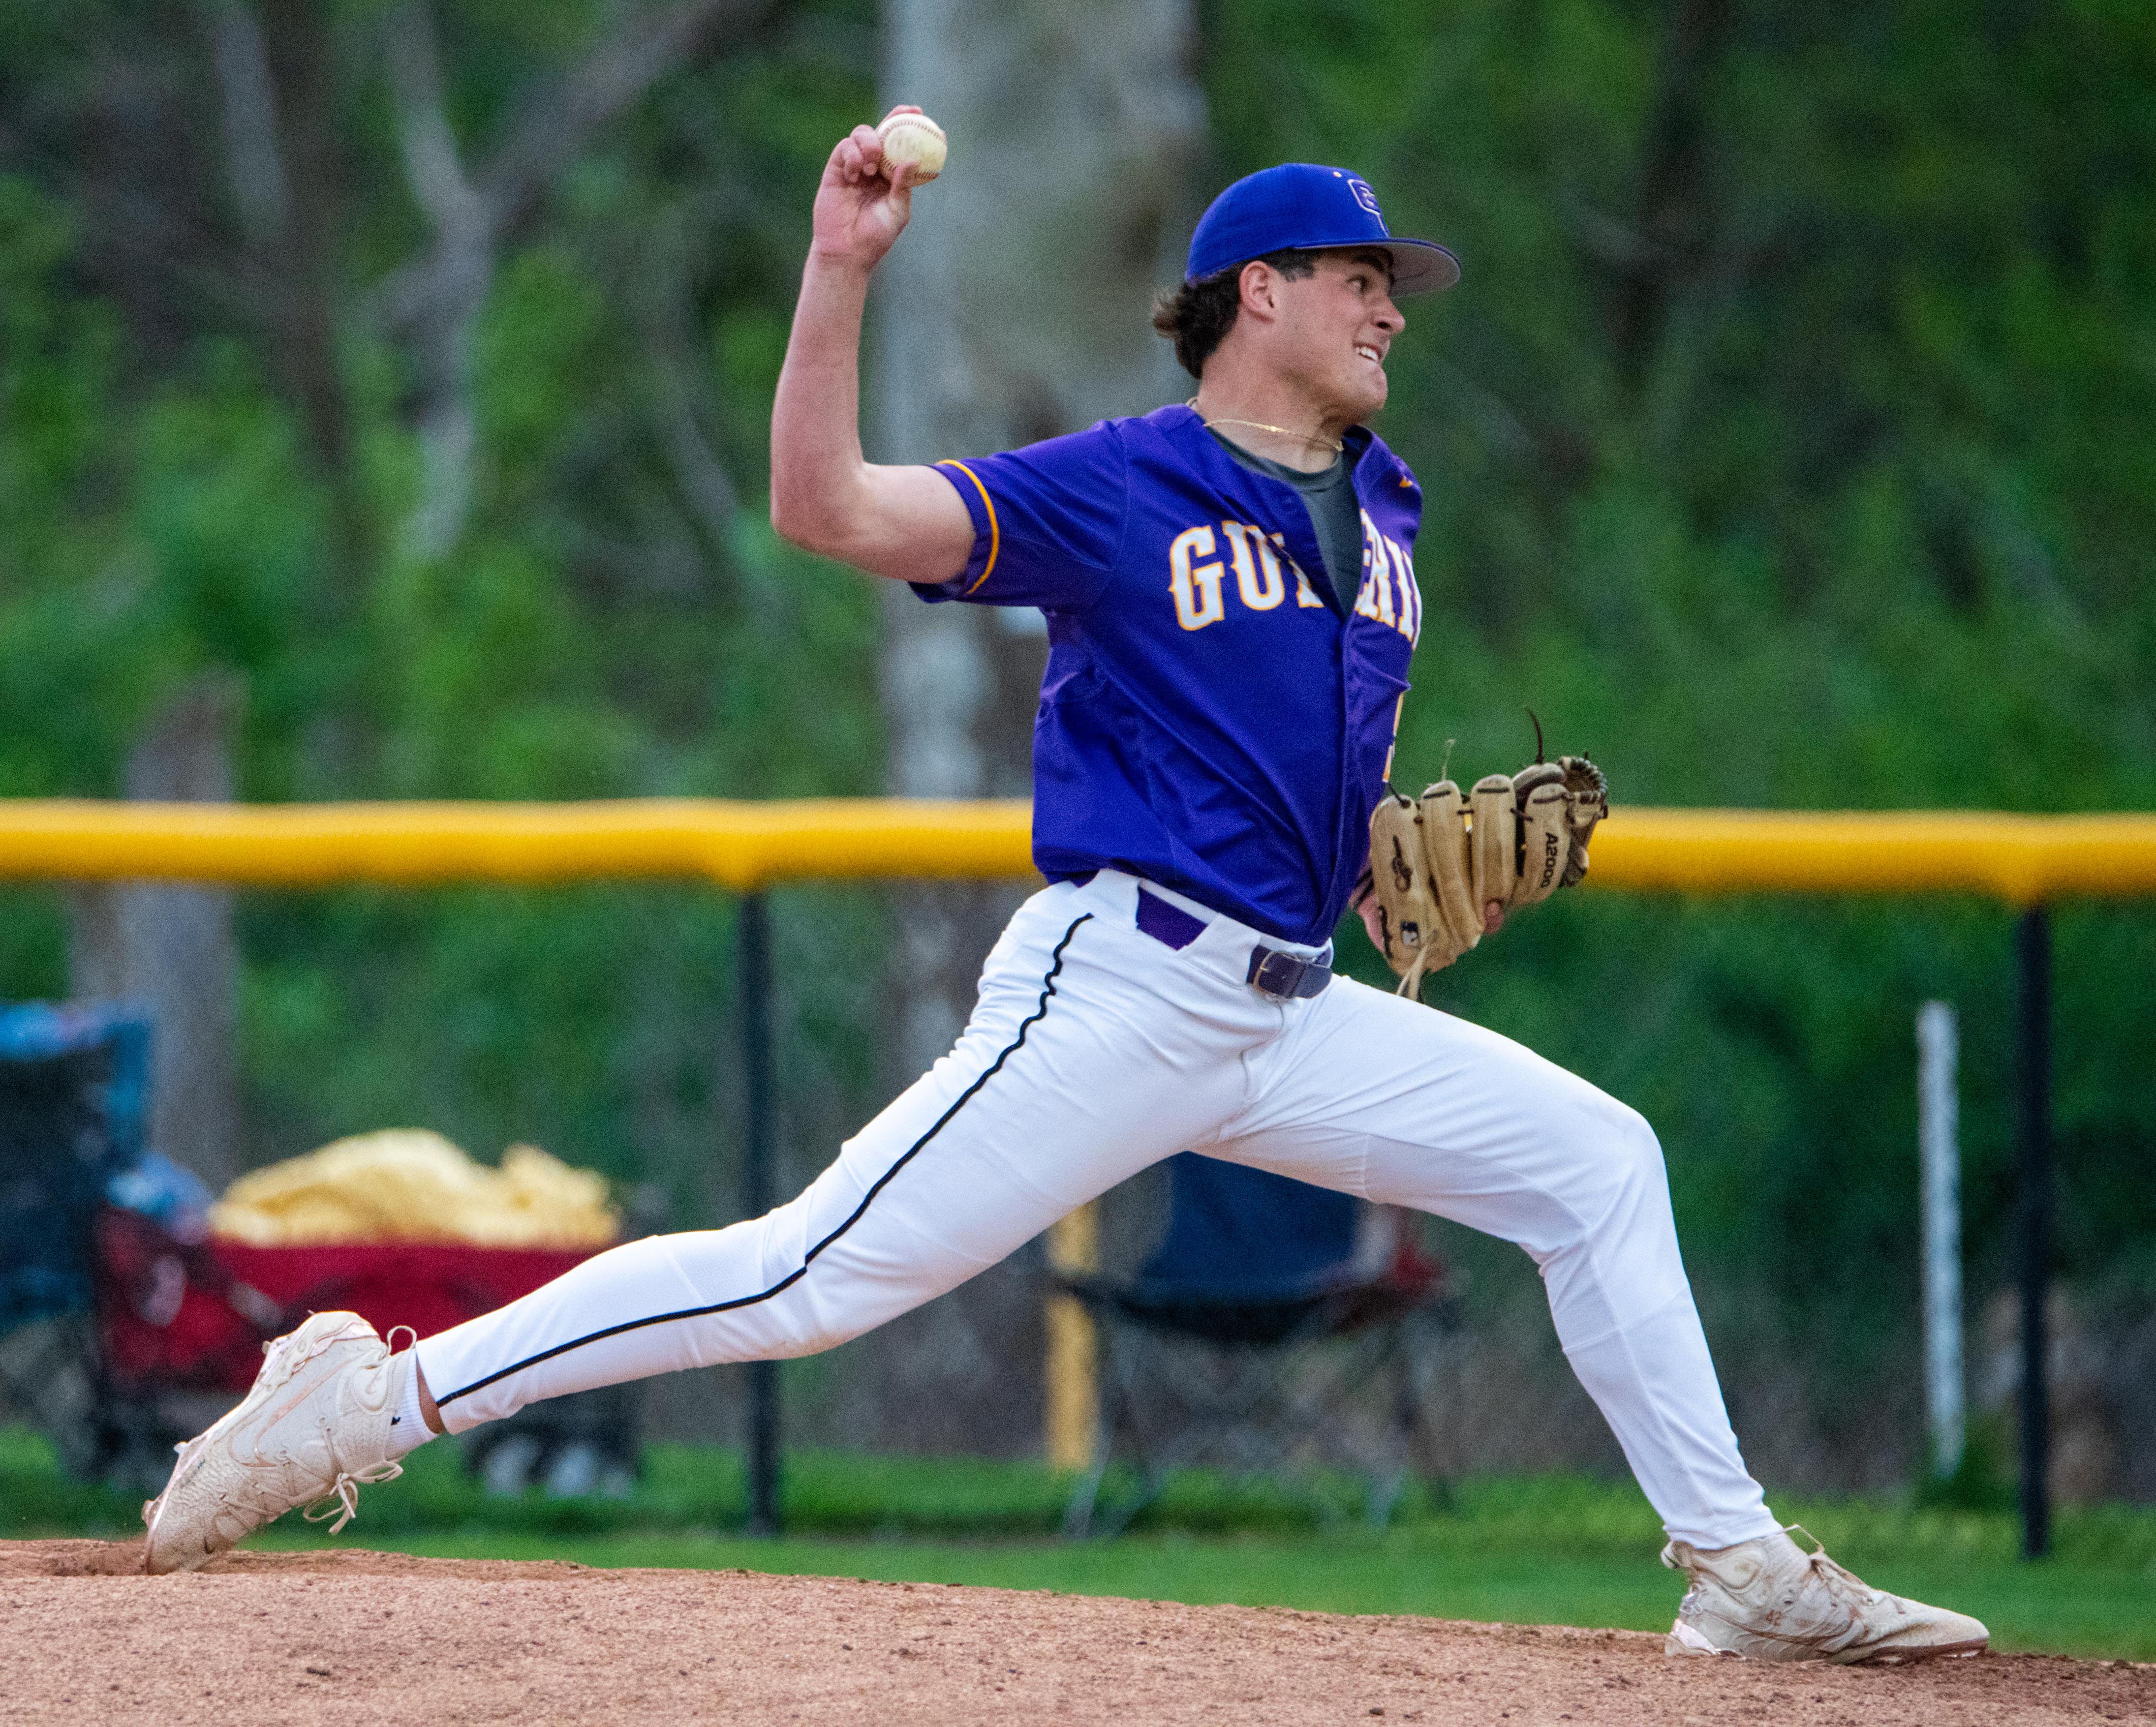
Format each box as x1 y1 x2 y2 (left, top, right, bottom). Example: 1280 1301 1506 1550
1186 399 1345 456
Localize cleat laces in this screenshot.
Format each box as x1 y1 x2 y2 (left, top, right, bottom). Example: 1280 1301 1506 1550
301 1460 404 1535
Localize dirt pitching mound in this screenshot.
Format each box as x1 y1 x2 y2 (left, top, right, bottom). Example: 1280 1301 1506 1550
3 1540 2148 1725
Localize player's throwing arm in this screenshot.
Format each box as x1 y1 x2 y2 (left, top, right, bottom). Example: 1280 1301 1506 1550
768 108 973 587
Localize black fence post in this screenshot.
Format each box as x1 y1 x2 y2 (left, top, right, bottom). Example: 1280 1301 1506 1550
2015 904 2051 1560
739 891 781 1537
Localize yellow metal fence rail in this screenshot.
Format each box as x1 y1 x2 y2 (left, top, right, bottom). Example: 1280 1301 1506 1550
3 798 2155 903
9 796 2149 1548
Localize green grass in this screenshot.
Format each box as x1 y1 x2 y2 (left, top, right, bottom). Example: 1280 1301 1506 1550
5 1428 2151 1660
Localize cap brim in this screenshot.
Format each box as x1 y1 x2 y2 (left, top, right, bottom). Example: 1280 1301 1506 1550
1374 238 1460 295
1197 236 1462 294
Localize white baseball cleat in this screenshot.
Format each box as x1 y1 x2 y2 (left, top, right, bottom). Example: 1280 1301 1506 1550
142 1310 410 1575
1661 1526 1988 1663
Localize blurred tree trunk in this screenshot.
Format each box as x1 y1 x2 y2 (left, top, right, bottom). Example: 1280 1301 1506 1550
377 0 782 559
1607 0 1732 393
69 679 246 1193
382 0 490 561
230 0 374 582
865 0 1204 1455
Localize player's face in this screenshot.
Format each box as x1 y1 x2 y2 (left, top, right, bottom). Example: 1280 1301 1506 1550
1272 249 1403 422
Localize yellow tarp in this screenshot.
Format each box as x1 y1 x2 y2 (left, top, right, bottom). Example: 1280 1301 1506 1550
210 1128 618 1249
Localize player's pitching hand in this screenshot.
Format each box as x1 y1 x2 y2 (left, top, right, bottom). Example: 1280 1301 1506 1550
1354 893 1389 957
811 107 926 272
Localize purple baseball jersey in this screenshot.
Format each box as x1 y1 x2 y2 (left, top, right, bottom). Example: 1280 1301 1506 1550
916 402 1424 947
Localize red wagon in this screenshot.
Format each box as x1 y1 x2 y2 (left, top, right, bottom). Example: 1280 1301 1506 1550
91 1210 637 1496
96 1211 601 1393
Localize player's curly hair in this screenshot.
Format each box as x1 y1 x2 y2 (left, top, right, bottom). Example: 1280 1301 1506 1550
1151 249 1318 378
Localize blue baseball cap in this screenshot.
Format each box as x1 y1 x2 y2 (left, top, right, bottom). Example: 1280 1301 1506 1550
1185 164 1460 295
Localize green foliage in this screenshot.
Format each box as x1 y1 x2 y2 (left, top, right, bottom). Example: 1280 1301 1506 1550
0 176 145 797
1 1 2153 1481
1915 1412 2018 1516
1201 0 2156 1434
0 6 888 1213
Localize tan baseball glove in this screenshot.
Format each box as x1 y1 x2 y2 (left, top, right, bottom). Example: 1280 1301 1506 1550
1360 752 1607 998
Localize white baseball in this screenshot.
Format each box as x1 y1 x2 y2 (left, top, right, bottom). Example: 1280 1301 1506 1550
876 111 946 185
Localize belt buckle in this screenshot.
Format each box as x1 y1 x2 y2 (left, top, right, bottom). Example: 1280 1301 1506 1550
1247 946 1307 1002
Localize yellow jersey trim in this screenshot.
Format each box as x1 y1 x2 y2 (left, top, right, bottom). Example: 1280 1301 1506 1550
938 460 1000 595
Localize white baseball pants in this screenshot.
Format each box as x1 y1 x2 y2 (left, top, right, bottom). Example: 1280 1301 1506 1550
414 868 1778 1549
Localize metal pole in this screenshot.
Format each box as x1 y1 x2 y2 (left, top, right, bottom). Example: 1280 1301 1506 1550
1044 1203 1101 1472
1916 1002 1962 1479
2015 906 2051 1559
740 892 781 1536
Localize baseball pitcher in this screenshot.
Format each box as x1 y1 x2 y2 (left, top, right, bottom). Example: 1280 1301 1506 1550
142 113 1988 1666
